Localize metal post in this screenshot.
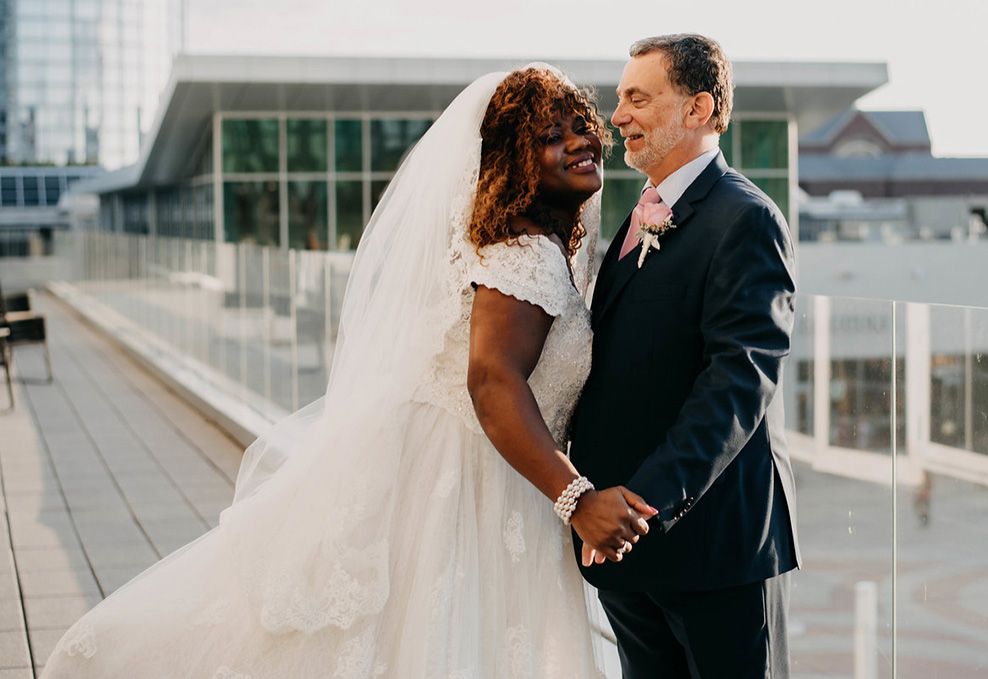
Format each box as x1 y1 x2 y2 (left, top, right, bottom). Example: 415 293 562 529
890 302 899 679
200 240 209 366
964 307 973 451
239 242 247 393
185 239 193 356
905 303 930 466
813 295 831 456
289 249 299 412
263 247 271 405
212 113 224 245
279 115 289 251
854 581 878 679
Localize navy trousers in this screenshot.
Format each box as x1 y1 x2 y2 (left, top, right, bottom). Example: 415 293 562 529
597 572 792 679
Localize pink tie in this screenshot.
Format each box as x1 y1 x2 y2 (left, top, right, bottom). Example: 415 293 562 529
620 187 662 260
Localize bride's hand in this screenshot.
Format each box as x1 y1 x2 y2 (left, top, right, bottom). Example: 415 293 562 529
570 487 657 565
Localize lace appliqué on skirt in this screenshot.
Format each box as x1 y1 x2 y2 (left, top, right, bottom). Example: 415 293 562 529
334 627 387 679
502 511 526 563
259 541 390 634
53 619 96 659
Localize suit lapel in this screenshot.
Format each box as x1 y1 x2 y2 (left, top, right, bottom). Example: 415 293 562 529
592 151 730 327
591 212 632 328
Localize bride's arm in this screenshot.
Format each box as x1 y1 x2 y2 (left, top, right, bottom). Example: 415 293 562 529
467 285 654 563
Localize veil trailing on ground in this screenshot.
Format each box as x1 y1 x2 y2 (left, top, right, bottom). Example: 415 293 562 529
233 65 600 504
213 66 601 638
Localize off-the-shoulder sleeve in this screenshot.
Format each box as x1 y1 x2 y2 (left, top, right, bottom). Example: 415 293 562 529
467 236 572 317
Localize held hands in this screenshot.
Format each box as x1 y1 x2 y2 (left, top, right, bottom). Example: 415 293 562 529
569 486 658 567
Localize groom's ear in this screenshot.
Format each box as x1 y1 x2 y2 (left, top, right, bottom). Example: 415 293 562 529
683 92 715 130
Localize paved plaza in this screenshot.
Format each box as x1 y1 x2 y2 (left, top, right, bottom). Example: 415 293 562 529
0 294 242 677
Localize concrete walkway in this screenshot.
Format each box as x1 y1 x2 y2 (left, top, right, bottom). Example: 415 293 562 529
0 293 243 677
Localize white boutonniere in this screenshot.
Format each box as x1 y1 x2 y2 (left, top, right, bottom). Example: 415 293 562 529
635 203 676 268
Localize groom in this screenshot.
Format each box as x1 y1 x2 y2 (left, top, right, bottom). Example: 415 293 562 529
569 35 800 678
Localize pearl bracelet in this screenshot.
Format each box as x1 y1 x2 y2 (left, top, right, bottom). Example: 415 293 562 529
553 476 594 525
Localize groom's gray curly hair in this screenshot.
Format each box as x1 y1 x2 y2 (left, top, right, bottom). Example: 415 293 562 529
630 34 734 134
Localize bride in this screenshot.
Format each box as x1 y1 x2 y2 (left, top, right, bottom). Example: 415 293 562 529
41 66 654 678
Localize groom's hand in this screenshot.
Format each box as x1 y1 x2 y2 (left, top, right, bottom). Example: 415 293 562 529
571 487 657 565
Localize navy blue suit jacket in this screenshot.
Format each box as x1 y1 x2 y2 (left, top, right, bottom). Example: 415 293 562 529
570 151 801 592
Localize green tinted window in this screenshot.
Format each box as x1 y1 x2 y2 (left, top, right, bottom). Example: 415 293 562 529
335 119 363 172
222 119 279 173
751 177 789 219
719 123 734 167
371 179 391 212
192 133 213 177
600 178 646 242
223 181 280 246
287 119 328 173
336 180 364 250
604 121 629 171
288 180 328 250
370 119 431 172
740 120 788 169
195 184 213 241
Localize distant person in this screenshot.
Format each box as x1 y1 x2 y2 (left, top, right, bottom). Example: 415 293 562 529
569 34 802 678
914 470 932 526
41 67 650 677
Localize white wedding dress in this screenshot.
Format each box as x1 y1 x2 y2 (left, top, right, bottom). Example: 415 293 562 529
41 71 605 679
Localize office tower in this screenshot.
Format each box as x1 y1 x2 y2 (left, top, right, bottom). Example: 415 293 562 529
0 0 180 170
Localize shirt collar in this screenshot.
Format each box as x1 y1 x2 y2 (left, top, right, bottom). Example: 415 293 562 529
643 148 720 209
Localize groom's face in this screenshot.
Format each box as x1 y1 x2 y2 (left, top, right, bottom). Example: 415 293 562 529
612 52 689 178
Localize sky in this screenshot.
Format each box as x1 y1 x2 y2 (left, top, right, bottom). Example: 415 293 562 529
187 0 988 157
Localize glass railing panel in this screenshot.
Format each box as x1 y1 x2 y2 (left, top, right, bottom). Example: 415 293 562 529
203 241 235 385
827 297 902 455
294 249 331 409
50 234 988 675
188 239 211 369
788 296 895 679
198 239 221 380
265 247 295 413
144 236 163 342
894 301 988 677
239 243 270 406
785 295 815 443
164 237 183 352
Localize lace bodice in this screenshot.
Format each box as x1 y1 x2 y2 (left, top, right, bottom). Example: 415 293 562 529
415 234 592 444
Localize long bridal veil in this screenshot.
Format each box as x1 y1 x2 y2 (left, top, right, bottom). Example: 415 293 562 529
46 66 604 679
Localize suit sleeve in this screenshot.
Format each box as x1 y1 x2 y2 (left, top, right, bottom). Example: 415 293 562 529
625 198 796 532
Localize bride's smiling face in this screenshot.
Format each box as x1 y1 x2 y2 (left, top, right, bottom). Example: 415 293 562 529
534 111 603 207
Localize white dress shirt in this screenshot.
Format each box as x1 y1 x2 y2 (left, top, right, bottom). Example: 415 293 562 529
644 147 720 208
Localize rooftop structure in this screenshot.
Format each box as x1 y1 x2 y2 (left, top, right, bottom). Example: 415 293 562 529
798 108 988 245
73 54 888 250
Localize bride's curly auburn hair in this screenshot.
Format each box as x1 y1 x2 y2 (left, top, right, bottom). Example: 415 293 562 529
468 68 611 257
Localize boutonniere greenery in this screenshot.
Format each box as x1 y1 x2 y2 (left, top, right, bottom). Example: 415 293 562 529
636 203 677 268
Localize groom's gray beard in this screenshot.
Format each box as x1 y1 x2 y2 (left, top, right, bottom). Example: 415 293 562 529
623 119 687 176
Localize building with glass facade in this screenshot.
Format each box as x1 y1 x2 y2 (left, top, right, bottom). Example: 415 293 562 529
0 0 179 169
0 164 102 255
73 54 887 251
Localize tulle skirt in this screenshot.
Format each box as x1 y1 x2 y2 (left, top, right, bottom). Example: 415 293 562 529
41 401 603 678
